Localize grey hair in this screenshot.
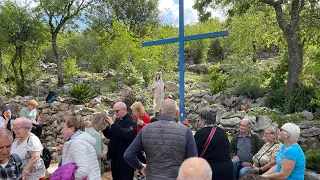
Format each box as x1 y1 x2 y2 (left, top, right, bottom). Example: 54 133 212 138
121 102 127 109
0 128 13 142
266 125 280 143
177 157 212 180
281 123 300 142
200 107 216 125
160 99 178 116
241 118 252 128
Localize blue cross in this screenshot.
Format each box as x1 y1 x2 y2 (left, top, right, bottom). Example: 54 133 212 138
142 0 228 121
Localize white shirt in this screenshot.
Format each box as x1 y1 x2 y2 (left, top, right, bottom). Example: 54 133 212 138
0 116 6 128
0 161 9 168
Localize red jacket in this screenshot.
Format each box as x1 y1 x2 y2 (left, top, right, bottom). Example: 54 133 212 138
134 113 151 133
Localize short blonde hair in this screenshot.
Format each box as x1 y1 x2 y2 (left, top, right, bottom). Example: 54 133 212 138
28 100 38 107
266 125 280 143
130 102 146 116
281 123 300 142
64 116 85 132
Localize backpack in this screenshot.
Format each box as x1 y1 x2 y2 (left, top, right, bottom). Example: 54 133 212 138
42 147 52 169
26 135 52 169
46 91 58 103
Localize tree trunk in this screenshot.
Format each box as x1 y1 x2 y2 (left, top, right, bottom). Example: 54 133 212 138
52 32 64 86
11 48 20 94
19 50 25 95
285 30 303 96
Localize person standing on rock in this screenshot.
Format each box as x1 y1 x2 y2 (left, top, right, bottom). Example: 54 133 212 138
151 72 166 117
103 102 137 180
124 98 198 180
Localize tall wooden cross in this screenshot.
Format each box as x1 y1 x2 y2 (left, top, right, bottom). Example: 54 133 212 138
143 0 228 121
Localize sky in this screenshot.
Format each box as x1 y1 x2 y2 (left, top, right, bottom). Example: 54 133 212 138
158 0 227 26
13 0 227 27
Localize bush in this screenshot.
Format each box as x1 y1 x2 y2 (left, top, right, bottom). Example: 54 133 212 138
63 57 79 82
209 62 228 94
225 57 266 98
283 85 318 114
68 84 97 104
305 150 320 173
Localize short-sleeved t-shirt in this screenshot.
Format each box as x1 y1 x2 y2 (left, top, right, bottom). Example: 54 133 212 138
10 133 45 179
19 108 37 122
275 144 305 180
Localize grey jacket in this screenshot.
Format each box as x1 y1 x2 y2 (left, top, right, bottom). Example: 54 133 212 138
141 114 197 180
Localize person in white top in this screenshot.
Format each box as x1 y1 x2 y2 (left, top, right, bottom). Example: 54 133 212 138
57 115 101 180
10 117 46 180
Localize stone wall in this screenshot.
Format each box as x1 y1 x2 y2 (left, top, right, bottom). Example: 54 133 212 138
1 95 319 152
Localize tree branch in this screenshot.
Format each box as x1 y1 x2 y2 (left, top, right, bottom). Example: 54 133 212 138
260 0 288 32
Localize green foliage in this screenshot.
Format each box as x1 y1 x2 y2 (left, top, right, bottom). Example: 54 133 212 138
305 150 320 173
267 54 289 109
283 85 318 114
207 39 224 61
63 57 79 81
250 107 282 115
0 1 45 95
225 57 267 98
68 84 97 104
209 62 228 94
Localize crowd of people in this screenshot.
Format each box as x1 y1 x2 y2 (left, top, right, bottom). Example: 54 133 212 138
0 95 307 180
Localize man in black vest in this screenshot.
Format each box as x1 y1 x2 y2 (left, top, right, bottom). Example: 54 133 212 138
103 102 137 180
124 98 198 180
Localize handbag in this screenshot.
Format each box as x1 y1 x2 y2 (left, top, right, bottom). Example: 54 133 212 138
200 126 217 157
50 163 88 180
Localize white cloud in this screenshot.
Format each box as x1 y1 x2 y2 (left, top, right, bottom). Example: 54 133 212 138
158 0 226 26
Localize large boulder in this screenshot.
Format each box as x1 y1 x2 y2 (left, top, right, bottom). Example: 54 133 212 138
302 110 314 120
305 169 320 180
220 117 242 127
251 116 274 132
301 127 320 137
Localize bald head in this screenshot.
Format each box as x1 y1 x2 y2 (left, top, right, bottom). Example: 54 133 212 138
160 98 178 116
177 157 212 180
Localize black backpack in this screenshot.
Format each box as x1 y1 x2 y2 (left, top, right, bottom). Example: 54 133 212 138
41 147 52 169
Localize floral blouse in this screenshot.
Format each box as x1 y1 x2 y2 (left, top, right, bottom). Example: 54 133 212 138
252 142 282 167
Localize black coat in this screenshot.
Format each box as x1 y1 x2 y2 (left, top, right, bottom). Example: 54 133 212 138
194 126 233 180
103 113 137 166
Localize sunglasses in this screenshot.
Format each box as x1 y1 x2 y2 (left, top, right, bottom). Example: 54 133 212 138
114 109 123 113
280 128 288 133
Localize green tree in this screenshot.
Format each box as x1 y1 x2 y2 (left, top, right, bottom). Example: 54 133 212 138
0 1 45 95
194 0 320 96
35 0 95 86
89 0 160 36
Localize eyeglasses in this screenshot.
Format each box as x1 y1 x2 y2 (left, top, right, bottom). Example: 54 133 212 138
11 126 21 132
114 109 123 113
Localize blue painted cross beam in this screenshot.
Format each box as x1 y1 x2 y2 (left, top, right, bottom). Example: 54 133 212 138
142 0 228 122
